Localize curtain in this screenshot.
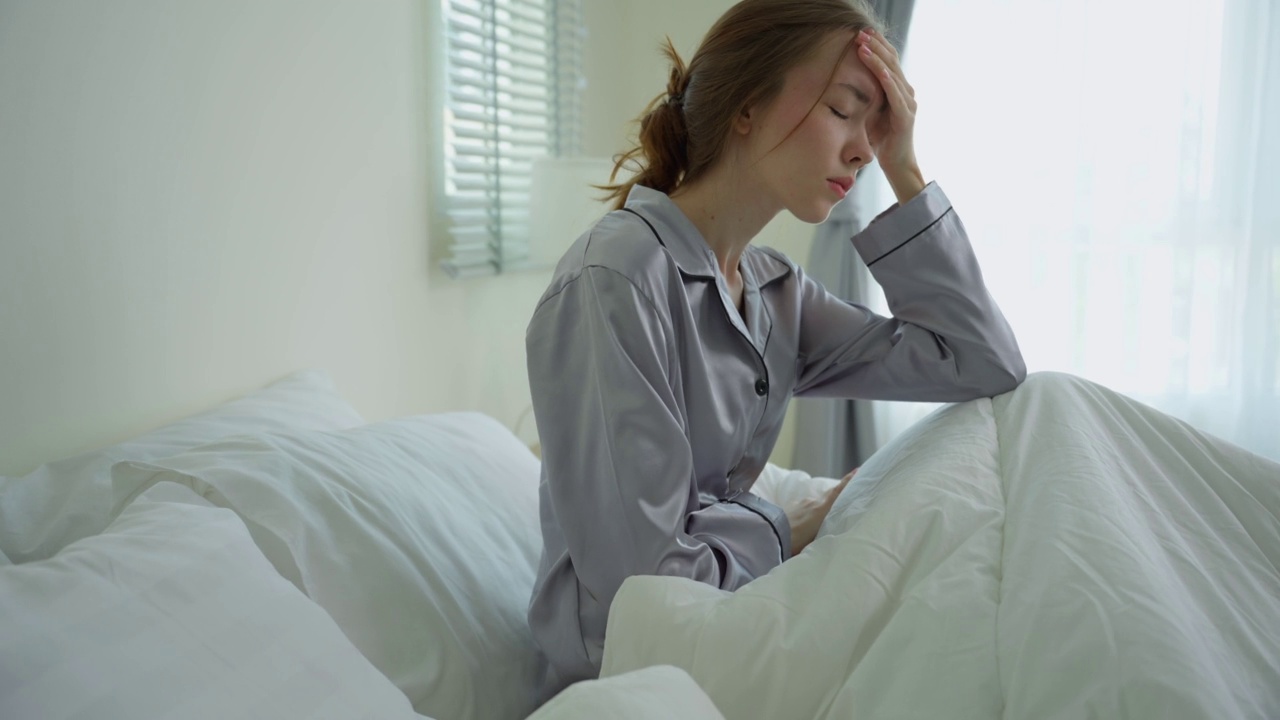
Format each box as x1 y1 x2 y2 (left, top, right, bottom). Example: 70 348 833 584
853 0 1279 461
790 0 918 477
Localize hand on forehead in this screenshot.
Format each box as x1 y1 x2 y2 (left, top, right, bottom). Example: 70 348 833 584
827 30 888 112
781 29 886 115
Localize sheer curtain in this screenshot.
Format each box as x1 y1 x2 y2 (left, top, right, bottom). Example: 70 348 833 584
858 0 1279 460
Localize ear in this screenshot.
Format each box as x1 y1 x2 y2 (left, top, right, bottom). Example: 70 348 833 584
733 105 753 136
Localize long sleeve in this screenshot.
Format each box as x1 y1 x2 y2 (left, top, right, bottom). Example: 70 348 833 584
527 266 786 611
794 181 1026 401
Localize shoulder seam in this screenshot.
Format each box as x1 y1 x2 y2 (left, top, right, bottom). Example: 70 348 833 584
530 211 673 325
531 264 675 343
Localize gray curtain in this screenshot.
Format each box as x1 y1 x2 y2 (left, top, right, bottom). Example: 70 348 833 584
788 0 917 477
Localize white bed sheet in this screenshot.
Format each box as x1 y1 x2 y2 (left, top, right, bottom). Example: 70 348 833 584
602 372 1280 719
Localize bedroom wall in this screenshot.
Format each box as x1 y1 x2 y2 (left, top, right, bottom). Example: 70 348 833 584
0 0 809 476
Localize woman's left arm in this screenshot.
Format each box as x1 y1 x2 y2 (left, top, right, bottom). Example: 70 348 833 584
793 181 1026 402
789 28 1026 401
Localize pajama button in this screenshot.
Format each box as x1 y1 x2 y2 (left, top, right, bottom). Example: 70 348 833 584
754 378 768 396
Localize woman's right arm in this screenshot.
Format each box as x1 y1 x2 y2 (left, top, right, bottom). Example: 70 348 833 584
527 265 787 607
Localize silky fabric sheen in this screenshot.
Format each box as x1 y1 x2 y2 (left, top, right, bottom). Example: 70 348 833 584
525 182 1026 701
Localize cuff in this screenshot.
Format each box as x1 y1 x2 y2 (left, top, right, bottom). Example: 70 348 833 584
851 181 953 267
728 492 793 563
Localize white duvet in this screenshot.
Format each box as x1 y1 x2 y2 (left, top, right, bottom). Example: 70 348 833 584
602 372 1280 719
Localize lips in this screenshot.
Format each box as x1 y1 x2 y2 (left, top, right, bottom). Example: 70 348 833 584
827 176 853 198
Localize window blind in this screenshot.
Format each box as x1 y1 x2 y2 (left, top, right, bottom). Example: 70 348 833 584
442 0 585 278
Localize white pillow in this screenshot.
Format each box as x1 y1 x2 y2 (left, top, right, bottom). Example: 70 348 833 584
111 413 543 720
527 666 726 720
0 369 364 564
0 483 422 720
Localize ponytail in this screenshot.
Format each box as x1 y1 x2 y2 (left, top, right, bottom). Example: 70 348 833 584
599 38 691 209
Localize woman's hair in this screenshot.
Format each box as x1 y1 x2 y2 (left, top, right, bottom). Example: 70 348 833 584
599 0 887 210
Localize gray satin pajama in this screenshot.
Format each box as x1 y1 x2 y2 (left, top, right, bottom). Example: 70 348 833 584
524 181 1026 701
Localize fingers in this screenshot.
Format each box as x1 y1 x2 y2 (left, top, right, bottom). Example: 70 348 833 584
857 30 916 109
825 475 852 506
858 30 905 85
858 45 915 121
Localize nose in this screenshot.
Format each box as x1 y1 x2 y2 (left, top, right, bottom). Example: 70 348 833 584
844 122 875 170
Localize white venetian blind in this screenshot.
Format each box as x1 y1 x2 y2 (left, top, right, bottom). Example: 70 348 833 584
442 0 585 277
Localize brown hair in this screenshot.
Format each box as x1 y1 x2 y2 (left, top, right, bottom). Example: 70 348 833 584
600 0 887 210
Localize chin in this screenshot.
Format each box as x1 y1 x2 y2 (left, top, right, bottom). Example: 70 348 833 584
789 201 836 225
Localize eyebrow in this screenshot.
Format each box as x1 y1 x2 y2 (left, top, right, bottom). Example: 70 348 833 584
838 82 883 113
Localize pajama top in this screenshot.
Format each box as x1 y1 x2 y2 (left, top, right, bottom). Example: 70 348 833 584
524 181 1026 700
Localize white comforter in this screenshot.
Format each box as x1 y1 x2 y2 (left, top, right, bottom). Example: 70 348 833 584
602 372 1280 719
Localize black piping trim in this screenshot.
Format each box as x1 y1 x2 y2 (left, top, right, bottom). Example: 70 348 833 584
725 496 788 563
761 286 774 357
866 206 954 267
621 207 666 248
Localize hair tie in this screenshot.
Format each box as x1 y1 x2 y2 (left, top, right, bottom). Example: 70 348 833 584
667 91 684 108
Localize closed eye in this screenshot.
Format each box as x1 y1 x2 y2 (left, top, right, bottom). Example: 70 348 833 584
829 106 850 121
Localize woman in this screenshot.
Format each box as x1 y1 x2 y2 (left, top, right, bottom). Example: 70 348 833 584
524 0 1026 701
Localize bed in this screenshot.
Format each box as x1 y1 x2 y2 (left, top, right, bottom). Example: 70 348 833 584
1 370 1276 719
0 370 724 719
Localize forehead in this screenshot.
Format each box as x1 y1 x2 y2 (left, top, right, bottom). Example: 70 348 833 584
786 29 883 107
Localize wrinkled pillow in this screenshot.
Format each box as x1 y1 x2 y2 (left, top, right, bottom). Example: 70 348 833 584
0 369 364 563
112 412 543 720
0 482 420 720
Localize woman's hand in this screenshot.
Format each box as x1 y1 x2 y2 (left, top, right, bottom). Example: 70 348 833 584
856 29 925 204
787 471 854 556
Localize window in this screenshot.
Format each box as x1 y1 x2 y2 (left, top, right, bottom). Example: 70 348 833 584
862 0 1278 460
441 0 585 277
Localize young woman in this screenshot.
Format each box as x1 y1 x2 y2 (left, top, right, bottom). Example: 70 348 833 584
524 0 1026 701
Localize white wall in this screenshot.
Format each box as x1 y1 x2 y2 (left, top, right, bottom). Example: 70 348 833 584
0 0 810 475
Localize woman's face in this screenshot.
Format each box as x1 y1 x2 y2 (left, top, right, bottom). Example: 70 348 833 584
738 30 885 224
